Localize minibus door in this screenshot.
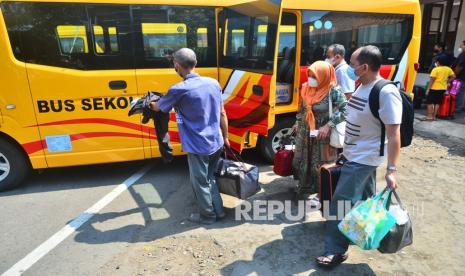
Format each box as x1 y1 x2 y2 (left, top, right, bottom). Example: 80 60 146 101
23 4 145 167
218 0 282 152
131 5 219 158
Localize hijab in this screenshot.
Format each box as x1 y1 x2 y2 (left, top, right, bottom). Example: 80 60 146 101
300 60 337 130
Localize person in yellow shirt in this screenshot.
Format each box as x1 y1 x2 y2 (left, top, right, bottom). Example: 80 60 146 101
422 55 455 121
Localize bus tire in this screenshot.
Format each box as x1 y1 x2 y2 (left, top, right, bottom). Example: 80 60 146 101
0 139 31 192
259 116 296 163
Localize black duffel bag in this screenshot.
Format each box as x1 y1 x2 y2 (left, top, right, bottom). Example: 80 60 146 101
215 148 260 200
378 190 413 254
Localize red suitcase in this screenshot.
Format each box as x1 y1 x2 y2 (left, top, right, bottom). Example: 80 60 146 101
273 147 294 176
437 94 456 119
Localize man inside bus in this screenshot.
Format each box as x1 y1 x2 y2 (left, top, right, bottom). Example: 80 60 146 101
317 45 402 267
150 48 230 225
326 44 355 99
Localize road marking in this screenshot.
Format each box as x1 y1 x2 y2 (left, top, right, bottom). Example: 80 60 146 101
2 164 153 276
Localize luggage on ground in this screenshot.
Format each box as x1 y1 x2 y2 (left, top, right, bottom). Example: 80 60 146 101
273 135 294 177
378 190 413 253
215 148 260 199
319 155 346 213
437 93 456 119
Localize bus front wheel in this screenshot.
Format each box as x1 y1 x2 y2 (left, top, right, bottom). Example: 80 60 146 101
0 139 31 192
258 117 296 163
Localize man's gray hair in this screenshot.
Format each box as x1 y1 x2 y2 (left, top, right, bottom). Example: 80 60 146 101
173 48 197 69
329 44 346 58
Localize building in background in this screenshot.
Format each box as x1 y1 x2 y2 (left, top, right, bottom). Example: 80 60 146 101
416 0 464 86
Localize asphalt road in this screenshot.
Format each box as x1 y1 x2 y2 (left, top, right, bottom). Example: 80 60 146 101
0 156 194 275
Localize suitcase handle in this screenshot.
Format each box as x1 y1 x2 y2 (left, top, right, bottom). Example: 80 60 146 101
224 147 245 163
222 147 252 172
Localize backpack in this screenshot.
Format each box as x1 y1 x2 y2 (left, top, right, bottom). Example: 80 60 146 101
368 79 414 157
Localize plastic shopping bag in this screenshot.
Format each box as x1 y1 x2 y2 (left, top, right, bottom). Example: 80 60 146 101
378 190 413 253
338 188 396 250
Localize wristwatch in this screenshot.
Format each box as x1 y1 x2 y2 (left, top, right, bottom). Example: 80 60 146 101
387 165 397 173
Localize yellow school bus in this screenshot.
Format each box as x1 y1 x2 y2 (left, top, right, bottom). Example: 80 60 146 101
0 0 421 190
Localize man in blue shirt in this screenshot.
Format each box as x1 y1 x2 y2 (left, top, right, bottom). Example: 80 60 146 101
326 44 355 99
150 48 230 224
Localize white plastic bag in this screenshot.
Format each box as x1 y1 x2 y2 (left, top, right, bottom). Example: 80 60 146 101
328 93 345 148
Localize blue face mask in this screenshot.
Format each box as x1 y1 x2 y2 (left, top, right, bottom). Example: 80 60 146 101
347 66 359 81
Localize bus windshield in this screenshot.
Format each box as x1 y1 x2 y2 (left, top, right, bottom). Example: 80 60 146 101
301 10 414 65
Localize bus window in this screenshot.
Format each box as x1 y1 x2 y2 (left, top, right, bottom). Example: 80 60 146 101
56 25 88 54
197 28 208 47
2 2 90 69
230 29 245 56
92 25 120 55
142 23 187 58
301 11 413 65
278 25 296 54
221 8 279 73
132 6 216 69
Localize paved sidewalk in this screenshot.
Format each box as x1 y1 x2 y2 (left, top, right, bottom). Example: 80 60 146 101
414 109 465 147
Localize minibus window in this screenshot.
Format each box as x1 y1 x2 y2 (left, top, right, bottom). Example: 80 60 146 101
220 8 279 73
197 28 208 47
2 2 133 70
301 11 413 65
92 25 120 55
56 26 88 54
132 6 217 69
141 23 187 58
2 2 90 69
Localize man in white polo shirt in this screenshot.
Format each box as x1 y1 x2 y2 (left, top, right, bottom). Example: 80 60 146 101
326 44 355 99
316 45 402 267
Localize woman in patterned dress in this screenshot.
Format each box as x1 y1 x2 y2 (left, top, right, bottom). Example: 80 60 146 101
292 61 348 197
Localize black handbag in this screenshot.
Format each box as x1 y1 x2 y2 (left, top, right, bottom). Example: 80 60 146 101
215 148 260 200
378 190 413 254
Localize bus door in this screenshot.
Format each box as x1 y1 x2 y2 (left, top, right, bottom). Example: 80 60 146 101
20 3 145 167
132 5 219 157
275 11 301 113
218 0 282 151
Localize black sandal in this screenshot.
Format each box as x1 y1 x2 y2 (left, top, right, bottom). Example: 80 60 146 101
315 253 348 268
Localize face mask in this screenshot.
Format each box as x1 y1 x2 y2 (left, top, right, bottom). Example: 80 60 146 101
308 77 319 87
347 66 359 81
325 58 335 66
433 49 440 54
459 48 464 54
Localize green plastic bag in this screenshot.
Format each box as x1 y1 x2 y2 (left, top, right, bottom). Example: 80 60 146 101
338 188 396 250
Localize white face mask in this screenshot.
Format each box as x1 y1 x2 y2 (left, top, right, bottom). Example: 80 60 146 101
459 47 464 54
325 58 335 66
308 77 319 88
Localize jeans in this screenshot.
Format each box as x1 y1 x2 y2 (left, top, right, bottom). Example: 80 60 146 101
187 149 224 220
456 82 465 112
324 161 377 254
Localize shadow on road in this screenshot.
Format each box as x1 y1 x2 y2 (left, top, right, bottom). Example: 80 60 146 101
221 222 375 275
66 149 374 274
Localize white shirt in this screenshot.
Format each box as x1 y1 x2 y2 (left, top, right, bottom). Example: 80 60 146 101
335 61 355 94
343 79 402 166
